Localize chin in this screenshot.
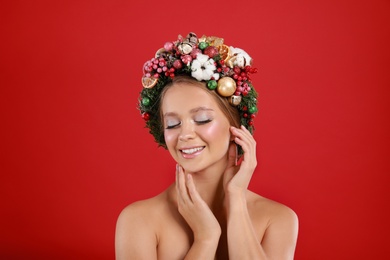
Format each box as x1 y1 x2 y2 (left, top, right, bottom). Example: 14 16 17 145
177 161 206 174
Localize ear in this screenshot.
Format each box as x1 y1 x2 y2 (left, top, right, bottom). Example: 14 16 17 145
227 142 238 167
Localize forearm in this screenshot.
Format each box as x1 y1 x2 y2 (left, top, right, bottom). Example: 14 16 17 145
226 193 267 260
184 236 220 260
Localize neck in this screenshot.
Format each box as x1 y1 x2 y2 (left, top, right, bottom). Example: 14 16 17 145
193 170 225 210
183 156 228 211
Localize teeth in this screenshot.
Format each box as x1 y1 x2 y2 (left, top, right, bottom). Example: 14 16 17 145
181 147 204 154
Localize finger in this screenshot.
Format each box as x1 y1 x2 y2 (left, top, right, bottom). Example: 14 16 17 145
175 164 185 204
241 124 252 134
232 127 255 154
238 125 255 143
233 127 257 169
185 174 204 205
177 165 192 204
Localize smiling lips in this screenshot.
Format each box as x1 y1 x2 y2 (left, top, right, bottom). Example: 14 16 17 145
180 146 205 158
181 147 204 154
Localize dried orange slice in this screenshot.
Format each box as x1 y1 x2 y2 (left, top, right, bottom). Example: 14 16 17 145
216 44 231 62
142 76 158 89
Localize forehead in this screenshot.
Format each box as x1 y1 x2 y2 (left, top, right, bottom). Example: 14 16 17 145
161 83 219 114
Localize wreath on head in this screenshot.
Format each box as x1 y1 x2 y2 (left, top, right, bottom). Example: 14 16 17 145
138 32 258 149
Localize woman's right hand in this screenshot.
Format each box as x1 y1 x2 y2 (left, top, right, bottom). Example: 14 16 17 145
175 164 221 242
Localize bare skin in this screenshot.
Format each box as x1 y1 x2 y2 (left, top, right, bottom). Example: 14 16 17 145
115 84 298 259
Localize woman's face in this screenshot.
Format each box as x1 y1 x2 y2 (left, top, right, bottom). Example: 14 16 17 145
161 83 232 173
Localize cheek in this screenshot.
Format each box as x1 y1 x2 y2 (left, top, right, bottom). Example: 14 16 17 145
164 130 180 160
201 121 230 143
164 130 177 148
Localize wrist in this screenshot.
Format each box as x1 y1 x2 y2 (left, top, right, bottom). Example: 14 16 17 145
225 189 247 202
193 231 221 245
224 191 247 211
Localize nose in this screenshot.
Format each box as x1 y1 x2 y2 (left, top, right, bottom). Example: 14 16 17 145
179 120 196 142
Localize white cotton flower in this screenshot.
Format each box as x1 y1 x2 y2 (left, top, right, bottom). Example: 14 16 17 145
191 53 220 81
230 46 252 68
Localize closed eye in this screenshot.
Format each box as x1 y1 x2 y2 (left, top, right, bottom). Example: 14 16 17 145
195 119 212 125
166 122 181 129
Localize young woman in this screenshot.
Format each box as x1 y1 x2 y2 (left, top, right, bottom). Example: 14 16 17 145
115 32 298 259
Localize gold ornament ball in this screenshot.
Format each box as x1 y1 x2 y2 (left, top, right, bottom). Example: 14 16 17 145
217 77 236 97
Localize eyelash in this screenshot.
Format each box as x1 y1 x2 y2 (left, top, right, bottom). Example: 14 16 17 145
166 123 180 129
196 119 212 125
165 119 212 129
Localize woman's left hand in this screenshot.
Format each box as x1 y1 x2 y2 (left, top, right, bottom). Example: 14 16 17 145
223 125 257 196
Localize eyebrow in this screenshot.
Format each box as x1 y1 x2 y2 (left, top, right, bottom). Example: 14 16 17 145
163 107 214 117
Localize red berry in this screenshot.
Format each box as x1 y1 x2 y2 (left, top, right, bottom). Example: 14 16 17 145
173 59 183 69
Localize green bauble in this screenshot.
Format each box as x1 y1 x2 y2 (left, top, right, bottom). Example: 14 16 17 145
248 106 258 114
207 80 218 90
199 42 209 50
142 97 151 106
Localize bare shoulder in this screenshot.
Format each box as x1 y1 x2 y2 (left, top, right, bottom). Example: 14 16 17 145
247 191 298 225
247 191 299 259
118 193 164 222
115 191 169 259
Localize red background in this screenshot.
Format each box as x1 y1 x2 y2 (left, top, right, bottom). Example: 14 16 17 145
1 0 389 259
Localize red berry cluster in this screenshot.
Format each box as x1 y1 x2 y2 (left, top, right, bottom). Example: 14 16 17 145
216 59 232 74
144 57 175 79
242 106 256 126
232 66 258 96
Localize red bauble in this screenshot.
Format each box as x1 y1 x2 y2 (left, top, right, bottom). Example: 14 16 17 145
203 46 218 58
190 48 202 58
142 112 150 121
